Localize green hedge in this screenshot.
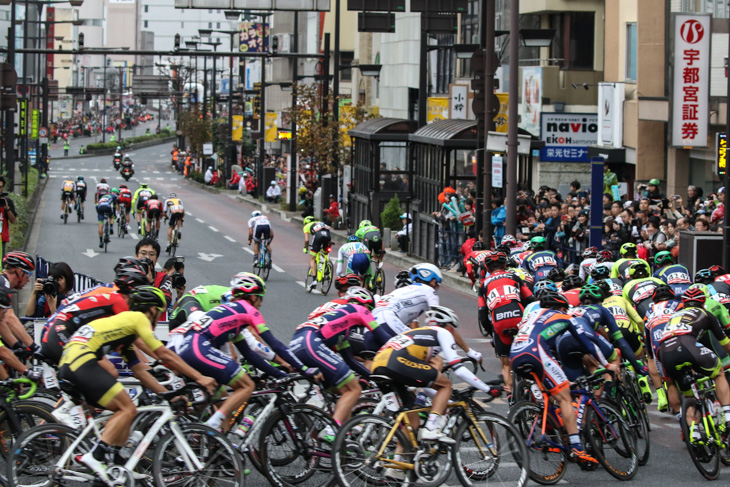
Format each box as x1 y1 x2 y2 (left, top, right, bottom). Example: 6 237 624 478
86 130 174 151
8 168 40 251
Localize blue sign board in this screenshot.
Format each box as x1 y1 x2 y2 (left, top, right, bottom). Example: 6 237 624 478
540 146 589 162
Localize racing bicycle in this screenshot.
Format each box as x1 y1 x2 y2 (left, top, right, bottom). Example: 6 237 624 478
117 205 127 238
253 238 272 281
168 218 181 256
102 214 112 252
364 253 385 295
305 246 333 295
74 199 82 223
61 195 74 224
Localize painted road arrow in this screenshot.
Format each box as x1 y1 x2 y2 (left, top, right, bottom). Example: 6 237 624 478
82 249 99 258
198 252 223 262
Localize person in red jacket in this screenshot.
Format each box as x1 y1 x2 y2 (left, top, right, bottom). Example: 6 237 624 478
325 194 340 224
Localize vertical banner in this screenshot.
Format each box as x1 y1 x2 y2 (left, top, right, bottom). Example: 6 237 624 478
232 114 244 142
265 112 278 142
672 14 710 147
448 84 468 119
46 7 54 79
31 109 39 139
717 133 727 177
427 97 448 122
18 99 27 137
598 82 625 148
492 155 503 188
520 67 542 137
494 93 509 133
590 157 605 248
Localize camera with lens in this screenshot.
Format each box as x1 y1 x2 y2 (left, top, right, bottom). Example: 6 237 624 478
171 271 186 289
41 276 59 296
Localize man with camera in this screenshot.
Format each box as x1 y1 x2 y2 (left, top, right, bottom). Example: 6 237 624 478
162 257 186 312
0 177 16 258
135 238 173 308
25 262 74 318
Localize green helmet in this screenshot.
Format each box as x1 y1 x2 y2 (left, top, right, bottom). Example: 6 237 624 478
530 236 547 251
303 216 314 226
359 219 372 229
579 284 604 303
648 179 660 186
654 251 673 267
111 188 120 195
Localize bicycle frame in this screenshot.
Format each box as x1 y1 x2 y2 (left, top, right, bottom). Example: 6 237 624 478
688 377 725 448
315 250 329 281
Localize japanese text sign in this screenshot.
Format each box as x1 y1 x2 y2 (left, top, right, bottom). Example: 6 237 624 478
239 22 270 53
449 84 468 120
717 133 726 177
672 14 710 147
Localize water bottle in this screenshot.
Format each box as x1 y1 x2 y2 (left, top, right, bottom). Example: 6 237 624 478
120 431 144 459
233 415 256 438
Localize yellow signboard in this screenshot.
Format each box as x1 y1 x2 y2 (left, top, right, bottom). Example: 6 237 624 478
232 115 244 142
265 113 278 142
494 93 509 133
427 97 449 122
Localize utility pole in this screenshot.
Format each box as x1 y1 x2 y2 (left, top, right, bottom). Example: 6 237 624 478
118 68 123 142
289 12 299 211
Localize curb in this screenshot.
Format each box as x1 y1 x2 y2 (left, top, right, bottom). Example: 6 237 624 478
233 193 476 295
21 175 48 252
185 178 240 196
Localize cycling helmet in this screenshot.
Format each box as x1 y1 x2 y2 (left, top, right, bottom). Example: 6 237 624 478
393 270 412 289
687 283 711 300
230 272 266 297
648 178 661 186
534 279 559 295
123 154 131 160
654 251 674 267
251 210 262 218
140 183 149 189
424 306 460 328
347 235 360 243
595 279 613 299
111 188 120 195
547 267 565 283
582 247 598 259
628 261 650 279
579 284 604 304
652 284 676 303
359 220 372 229
485 251 508 269
501 235 518 248
506 258 520 269
539 291 569 310
344 286 375 310
169 193 177 198
410 263 443 285
120 184 128 189
100 178 107 184
150 194 158 200
335 273 363 293
695 268 714 284
620 242 637 257
472 241 487 251
116 146 121 151
709 265 727 278
565 263 579 276
561 275 584 292
597 250 613 263
303 216 314 226
530 236 547 251
77 176 84 181
682 287 707 307
2 251 35 272
114 256 150 275
114 267 150 293
129 285 167 311
589 264 611 280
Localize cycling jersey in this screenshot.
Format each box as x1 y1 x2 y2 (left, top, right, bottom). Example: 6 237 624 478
308 298 348 320
522 250 562 280
569 303 641 370
118 188 132 206
596 277 625 297
145 199 163 216
556 315 617 381
579 257 597 282
481 269 533 356
611 258 645 282
96 194 115 221
61 180 76 194
465 250 491 284
304 221 332 253
658 306 729 344
95 183 110 200
75 181 87 200
336 242 370 276
132 187 155 211
168 285 229 328
602 294 645 353
644 299 683 379
248 215 270 236
622 277 665 319
372 283 439 332
653 264 692 295
707 280 730 310
563 288 581 308
165 197 184 217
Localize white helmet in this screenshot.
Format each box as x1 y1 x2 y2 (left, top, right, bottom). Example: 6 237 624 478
409 263 443 284
252 210 262 218
424 306 459 328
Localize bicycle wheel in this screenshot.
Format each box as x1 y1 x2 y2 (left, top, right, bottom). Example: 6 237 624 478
320 261 333 296
104 224 109 253
681 397 721 480
152 422 244 487
584 401 638 481
63 209 68 224
452 412 529 487
616 390 650 466
332 413 414 487
262 249 271 281
258 404 338 487
7 422 89 487
77 204 81 223
305 268 315 293
507 401 567 485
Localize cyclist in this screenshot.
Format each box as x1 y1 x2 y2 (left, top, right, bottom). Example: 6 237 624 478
94 178 110 203
464 240 490 285
371 306 502 445
561 274 584 307
0 280 41 381
653 251 692 295
500 234 522 258
302 216 332 291
578 246 599 281
356 220 384 260
290 287 389 427
167 284 229 328
696 268 730 312
601 279 646 356
163 193 185 253
655 287 730 437
522 236 562 280
623 261 665 319
393 270 412 289
40 262 149 364
644 285 684 413
596 249 615 271
308 274 364 319
247 210 272 265
336 235 371 278
131 183 155 234
547 267 566 288
96 193 116 248
75 176 87 219
590 263 624 296
611 242 644 283
117 184 133 231
144 194 163 237
168 273 316 432
59 287 216 482
60 177 76 219
480 251 534 395
510 290 620 464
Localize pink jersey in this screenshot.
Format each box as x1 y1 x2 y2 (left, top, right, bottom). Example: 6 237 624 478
307 298 347 320
297 303 379 349
170 300 268 347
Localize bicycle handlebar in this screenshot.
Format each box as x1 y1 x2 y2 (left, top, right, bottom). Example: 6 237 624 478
0 378 37 401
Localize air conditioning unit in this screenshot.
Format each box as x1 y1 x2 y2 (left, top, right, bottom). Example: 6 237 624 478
273 33 291 53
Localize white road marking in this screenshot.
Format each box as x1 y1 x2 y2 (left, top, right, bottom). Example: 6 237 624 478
153 171 160 174
224 236 235 242
130 233 139 240
157 177 164 180
296 281 305 288
272 264 284 273
209 226 219 232
242 247 253 254
195 218 204 223
186 211 193 217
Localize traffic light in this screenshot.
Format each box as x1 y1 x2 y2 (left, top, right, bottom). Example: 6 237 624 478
174 34 181 50
272 35 279 54
78 32 84 50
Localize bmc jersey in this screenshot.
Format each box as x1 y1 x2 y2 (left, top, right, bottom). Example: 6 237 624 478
522 250 561 280
145 199 163 212
297 303 382 350
247 215 270 229
118 188 132 204
658 306 729 345
170 300 267 348
373 284 439 325
42 292 129 341
653 264 692 295
480 270 532 312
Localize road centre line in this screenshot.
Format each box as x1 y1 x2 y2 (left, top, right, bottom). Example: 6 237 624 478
209 226 219 232
224 236 235 242
272 264 284 273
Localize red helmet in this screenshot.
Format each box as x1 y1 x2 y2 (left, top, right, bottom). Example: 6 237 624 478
335 273 363 293
3 251 34 272
682 287 706 306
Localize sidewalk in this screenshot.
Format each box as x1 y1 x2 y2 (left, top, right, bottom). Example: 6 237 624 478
193 180 476 295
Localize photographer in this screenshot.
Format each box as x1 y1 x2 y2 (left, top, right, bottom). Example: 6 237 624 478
25 262 74 318
0 177 16 258
162 256 186 309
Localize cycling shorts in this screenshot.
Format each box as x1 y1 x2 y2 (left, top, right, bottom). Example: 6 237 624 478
146 208 161 220
96 205 113 222
347 325 381 360
61 190 75 201
363 232 383 255
371 347 438 388
169 212 184 228
511 340 570 395
310 230 332 253
58 358 124 408
555 332 617 382
658 335 722 395
289 329 354 389
491 305 523 358
253 224 271 242
136 198 149 211
76 189 87 203
349 253 370 276
616 320 643 355
175 334 246 387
